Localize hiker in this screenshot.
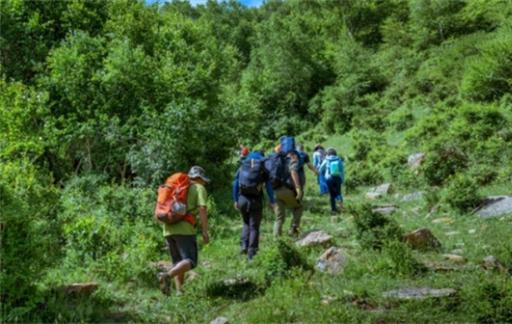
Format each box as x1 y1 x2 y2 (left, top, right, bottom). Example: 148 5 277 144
233 151 276 260
296 143 319 188
157 166 210 295
269 137 304 237
312 144 328 195
319 148 344 214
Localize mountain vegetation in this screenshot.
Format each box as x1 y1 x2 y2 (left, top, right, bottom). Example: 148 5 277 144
1 0 511 322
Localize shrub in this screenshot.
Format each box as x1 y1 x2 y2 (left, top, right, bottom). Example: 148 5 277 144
384 241 427 277
344 162 384 192
462 26 512 102
421 144 468 186
442 173 481 213
0 161 60 321
350 203 403 250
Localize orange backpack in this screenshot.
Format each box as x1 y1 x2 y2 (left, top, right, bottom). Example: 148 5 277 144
154 172 196 226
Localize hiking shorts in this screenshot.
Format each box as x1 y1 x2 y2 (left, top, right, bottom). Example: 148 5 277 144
165 234 198 269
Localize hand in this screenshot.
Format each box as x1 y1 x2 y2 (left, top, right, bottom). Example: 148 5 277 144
234 202 239 210
296 188 303 201
202 230 210 244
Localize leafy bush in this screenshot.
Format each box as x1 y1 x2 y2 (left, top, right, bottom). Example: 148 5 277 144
421 144 468 186
344 162 384 192
383 241 426 277
350 203 403 250
0 161 60 321
442 173 481 213
462 26 512 102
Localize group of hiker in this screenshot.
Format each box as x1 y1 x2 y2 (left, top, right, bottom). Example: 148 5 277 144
154 136 344 295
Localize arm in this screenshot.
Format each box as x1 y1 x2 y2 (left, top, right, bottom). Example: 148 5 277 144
199 206 209 244
307 162 318 175
265 179 276 205
232 171 240 209
291 170 301 190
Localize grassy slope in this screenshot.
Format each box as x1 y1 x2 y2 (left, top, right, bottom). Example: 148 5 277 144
87 132 512 323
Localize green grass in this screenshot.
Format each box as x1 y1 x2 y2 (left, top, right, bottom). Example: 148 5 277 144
30 133 511 323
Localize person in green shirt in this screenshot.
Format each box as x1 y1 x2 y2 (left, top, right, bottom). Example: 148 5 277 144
158 166 210 295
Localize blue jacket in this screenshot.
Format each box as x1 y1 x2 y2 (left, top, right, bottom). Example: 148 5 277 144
232 151 275 204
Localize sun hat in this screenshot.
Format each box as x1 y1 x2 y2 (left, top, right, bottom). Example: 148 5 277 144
188 166 210 183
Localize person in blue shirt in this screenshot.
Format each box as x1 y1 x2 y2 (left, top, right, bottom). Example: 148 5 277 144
233 151 276 260
313 144 328 195
318 148 345 214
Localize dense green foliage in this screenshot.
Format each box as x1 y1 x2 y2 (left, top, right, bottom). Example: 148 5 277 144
1 0 511 322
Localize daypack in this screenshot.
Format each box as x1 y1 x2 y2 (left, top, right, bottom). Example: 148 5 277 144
154 172 196 226
327 158 343 180
280 136 295 154
264 152 290 189
238 157 265 196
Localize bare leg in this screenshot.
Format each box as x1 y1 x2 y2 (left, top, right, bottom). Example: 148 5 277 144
166 259 192 293
174 273 185 293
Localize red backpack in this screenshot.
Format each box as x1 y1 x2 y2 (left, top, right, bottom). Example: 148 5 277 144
154 172 196 226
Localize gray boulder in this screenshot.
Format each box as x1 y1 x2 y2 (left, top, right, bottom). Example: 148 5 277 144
316 247 348 275
383 287 456 300
210 317 229 324
372 204 398 215
482 255 508 273
476 196 512 219
407 153 425 170
404 228 441 251
366 183 392 200
296 230 333 248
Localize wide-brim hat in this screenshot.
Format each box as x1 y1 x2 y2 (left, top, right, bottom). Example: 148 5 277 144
188 166 211 183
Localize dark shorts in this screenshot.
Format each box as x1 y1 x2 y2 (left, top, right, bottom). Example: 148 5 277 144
165 235 198 269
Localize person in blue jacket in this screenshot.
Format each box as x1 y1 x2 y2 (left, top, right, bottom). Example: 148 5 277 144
318 148 345 214
233 151 276 260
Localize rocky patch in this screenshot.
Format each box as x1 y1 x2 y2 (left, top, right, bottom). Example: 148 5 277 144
383 287 456 300
475 196 512 219
404 228 441 251
315 247 348 275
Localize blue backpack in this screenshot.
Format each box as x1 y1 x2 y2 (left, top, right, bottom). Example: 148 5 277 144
264 152 290 189
280 136 295 154
238 158 265 196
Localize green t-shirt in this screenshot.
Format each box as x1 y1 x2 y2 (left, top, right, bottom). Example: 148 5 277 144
162 182 207 237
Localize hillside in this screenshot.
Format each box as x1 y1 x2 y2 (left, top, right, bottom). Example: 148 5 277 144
1 0 512 322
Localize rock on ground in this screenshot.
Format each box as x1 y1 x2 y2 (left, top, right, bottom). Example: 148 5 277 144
442 254 466 264
407 153 425 170
383 287 456 300
404 228 442 251
316 247 348 275
366 183 392 199
398 191 423 202
482 255 508 273
60 282 99 296
296 230 333 248
210 317 229 324
476 196 512 219
372 204 398 215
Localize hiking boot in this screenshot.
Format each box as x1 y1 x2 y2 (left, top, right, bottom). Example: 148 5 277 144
157 272 170 295
330 210 339 216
